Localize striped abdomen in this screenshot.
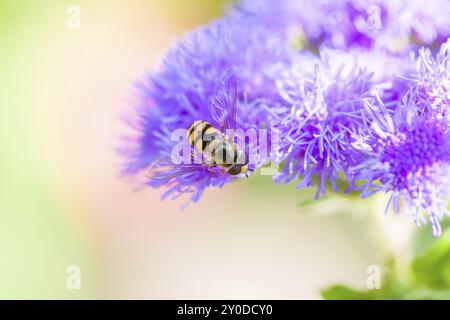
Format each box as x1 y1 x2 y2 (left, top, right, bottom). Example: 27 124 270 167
187 121 221 153
187 121 246 175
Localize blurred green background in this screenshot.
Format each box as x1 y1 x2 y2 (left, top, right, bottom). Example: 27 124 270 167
1 0 448 299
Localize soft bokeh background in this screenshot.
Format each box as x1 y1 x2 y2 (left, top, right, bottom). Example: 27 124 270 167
1 0 427 299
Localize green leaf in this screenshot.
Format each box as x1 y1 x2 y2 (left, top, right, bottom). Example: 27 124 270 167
412 229 450 290
403 289 450 300
322 258 412 300
321 285 376 300
412 218 450 256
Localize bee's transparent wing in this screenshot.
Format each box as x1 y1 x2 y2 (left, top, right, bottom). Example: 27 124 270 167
146 160 197 182
145 150 206 182
210 70 237 132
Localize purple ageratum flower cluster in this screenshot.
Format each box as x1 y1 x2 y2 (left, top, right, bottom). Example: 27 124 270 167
123 0 450 234
232 0 450 52
351 100 450 236
404 39 450 121
271 51 378 198
121 18 293 203
320 48 415 106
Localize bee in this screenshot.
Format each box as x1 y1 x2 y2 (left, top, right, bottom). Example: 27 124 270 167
147 71 252 183
187 73 250 176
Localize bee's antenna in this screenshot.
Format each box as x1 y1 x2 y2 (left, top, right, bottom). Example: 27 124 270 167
245 173 249 178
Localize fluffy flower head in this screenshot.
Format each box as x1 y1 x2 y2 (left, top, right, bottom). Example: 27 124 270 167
352 101 450 236
232 0 450 52
272 51 378 198
121 18 292 203
404 39 450 122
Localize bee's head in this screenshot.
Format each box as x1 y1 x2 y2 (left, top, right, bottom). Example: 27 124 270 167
242 165 255 178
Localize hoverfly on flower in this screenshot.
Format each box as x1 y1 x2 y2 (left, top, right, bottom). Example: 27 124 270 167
146 71 254 202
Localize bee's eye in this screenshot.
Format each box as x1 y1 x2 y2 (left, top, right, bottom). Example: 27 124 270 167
227 165 243 176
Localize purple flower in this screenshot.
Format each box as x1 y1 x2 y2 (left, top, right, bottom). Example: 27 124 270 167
320 48 415 107
403 39 450 122
351 100 450 236
232 0 450 52
121 18 291 203
271 51 379 198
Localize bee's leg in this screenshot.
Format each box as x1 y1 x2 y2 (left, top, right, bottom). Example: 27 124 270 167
221 167 227 176
208 165 227 176
213 165 226 175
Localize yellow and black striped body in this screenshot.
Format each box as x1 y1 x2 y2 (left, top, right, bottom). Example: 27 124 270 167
187 121 248 176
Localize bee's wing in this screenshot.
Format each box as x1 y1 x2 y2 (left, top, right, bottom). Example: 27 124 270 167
210 70 237 132
145 151 206 182
146 164 202 182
